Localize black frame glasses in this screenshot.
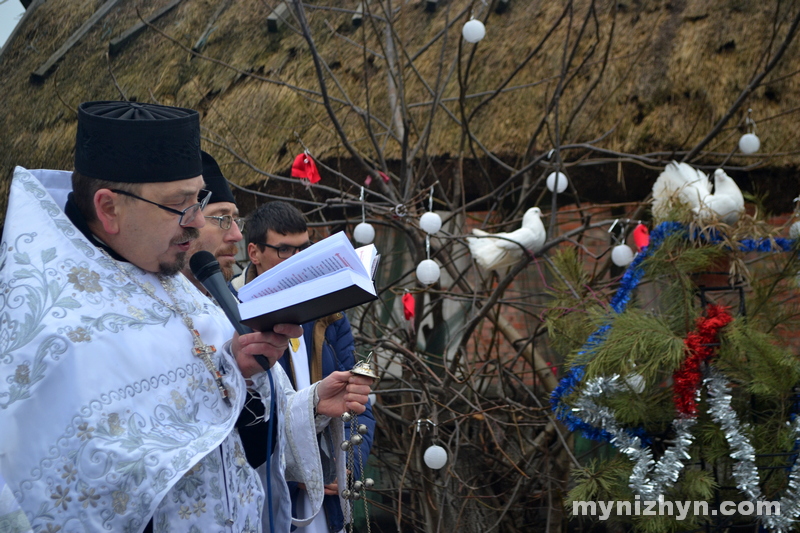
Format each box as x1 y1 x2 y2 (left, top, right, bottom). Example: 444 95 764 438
205 215 246 231
111 189 211 227
256 240 314 258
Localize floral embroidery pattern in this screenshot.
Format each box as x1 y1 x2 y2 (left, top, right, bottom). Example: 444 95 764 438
13 364 29 384
171 390 187 410
76 422 94 441
50 485 71 511
106 413 125 436
67 267 102 293
78 487 100 508
112 490 129 514
60 464 77 483
192 501 206 516
1 240 145 408
66 327 91 343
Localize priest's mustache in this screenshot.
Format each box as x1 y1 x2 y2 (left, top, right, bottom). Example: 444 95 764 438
173 227 200 245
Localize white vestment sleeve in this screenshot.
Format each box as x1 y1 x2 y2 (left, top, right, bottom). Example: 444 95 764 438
285 378 325 527
252 364 330 528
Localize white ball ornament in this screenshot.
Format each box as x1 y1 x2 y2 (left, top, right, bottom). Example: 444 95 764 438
423 445 448 469
462 19 485 43
611 244 634 267
368 393 377 405
419 211 443 234
790 221 800 240
738 133 761 155
416 259 441 285
546 172 568 194
353 222 375 244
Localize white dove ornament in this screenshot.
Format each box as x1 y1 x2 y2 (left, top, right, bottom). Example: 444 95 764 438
651 161 712 221
467 207 546 271
696 169 745 225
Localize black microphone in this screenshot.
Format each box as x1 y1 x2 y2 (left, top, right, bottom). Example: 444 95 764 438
190 251 272 371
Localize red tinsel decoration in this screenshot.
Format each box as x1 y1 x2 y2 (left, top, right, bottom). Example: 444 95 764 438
672 304 733 416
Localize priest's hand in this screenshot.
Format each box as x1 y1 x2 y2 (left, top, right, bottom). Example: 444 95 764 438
232 323 303 378
316 371 373 417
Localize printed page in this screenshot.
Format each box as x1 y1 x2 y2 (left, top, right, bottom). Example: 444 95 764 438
238 232 367 302
355 244 377 273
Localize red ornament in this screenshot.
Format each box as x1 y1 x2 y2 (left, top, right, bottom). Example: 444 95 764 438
291 153 321 183
672 305 733 416
402 292 415 320
632 224 650 251
364 171 390 186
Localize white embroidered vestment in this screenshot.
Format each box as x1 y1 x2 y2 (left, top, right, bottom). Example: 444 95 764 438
0 168 326 533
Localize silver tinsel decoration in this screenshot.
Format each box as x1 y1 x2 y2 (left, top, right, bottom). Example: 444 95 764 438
572 374 698 501
573 367 800 531
704 366 800 532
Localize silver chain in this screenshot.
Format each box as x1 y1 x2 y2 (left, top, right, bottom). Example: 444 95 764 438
103 254 232 406
342 411 372 533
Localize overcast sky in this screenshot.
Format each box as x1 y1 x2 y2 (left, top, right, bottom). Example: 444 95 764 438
0 1 26 49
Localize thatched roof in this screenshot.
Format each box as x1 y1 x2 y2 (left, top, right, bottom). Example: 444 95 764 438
1 0 800 218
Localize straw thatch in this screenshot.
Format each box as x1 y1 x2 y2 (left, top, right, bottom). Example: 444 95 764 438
1 0 800 218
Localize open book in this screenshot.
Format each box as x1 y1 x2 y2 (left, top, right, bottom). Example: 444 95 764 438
237 231 379 331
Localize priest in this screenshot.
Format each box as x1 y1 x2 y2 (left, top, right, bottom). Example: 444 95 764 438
0 101 371 533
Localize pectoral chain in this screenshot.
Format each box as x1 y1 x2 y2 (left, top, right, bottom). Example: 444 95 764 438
103 253 232 407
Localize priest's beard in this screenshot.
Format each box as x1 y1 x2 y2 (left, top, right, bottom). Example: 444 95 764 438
159 227 200 276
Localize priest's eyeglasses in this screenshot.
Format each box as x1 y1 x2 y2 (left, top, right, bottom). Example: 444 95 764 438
205 215 246 231
111 189 211 226
256 240 314 258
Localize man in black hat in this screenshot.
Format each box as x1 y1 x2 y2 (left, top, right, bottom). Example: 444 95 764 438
181 150 245 292
0 101 372 533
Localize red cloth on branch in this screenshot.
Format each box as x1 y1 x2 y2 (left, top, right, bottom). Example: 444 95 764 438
402 292 415 320
291 153 321 183
672 304 733 416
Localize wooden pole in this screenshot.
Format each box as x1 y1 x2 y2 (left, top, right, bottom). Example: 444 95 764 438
31 0 121 82
108 0 184 56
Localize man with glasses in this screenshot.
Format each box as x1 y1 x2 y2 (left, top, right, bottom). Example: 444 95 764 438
233 202 375 533
181 150 245 293
0 101 372 533
230 201 314 295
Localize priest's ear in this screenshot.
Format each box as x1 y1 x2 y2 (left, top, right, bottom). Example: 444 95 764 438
93 189 122 235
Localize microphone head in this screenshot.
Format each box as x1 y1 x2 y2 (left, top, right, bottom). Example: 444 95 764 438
190 251 221 283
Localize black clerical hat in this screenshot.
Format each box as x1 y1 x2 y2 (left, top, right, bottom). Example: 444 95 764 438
201 151 236 205
75 101 202 183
